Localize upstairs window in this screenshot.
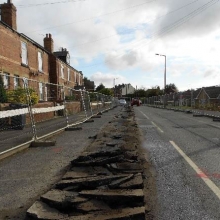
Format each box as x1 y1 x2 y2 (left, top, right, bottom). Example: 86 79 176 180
67 68 70 81
78 73 80 85
74 72 77 83
38 51 43 72
60 64 64 79
21 41 28 65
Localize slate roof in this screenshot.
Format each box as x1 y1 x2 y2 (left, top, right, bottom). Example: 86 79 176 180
204 86 220 99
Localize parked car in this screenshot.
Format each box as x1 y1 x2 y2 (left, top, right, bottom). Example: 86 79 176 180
131 98 141 106
119 99 127 105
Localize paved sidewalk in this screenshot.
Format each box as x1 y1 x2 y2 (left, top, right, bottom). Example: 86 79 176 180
0 105 108 154
0 106 121 220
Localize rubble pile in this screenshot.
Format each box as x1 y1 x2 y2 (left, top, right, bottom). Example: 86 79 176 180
27 106 148 220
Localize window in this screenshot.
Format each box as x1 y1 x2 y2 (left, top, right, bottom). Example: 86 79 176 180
39 82 43 101
78 73 80 85
74 72 77 83
14 75 19 89
38 51 43 72
44 85 48 101
61 65 64 79
3 73 10 89
21 41 28 65
67 68 70 81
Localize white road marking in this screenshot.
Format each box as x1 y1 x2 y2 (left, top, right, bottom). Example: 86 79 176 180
170 140 220 200
137 109 150 119
137 109 164 133
151 121 164 133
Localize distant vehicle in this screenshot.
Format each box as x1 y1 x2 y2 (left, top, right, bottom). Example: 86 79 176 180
119 99 127 105
131 98 141 106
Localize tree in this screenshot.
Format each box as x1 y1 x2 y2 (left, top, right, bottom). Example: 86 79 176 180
0 75 7 103
84 77 95 91
95 83 105 92
99 88 113 96
134 89 147 97
146 86 161 97
165 83 178 94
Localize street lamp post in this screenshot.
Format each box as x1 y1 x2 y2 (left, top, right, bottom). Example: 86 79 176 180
113 78 118 97
156 53 166 107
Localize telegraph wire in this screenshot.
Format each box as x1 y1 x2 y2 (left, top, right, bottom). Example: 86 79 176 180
17 0 86 8
79 0 219 68
70 0 203 49
24 0 155 33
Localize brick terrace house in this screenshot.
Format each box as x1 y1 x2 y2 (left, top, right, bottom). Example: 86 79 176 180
0 0 83 102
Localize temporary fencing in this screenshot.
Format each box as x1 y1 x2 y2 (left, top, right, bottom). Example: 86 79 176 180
0 74 117 154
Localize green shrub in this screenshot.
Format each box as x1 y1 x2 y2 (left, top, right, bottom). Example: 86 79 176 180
7 87 39 105
65 95 75 101
0 75 7 103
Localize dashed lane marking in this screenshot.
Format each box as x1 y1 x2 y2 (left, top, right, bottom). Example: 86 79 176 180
137 109 150 119
170 140 220 200
151 121 164 133
137 109 164 133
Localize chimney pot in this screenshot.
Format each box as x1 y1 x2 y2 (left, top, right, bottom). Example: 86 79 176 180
1 0 17 30
44 33 54 53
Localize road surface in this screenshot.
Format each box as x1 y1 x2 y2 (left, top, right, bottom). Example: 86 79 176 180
135 106 220 220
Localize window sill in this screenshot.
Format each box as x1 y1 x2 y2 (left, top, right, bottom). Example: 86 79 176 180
21 63 29 68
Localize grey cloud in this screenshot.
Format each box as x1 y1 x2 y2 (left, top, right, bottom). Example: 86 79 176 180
153 0 220 39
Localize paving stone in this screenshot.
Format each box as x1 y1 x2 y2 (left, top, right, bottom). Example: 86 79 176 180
26 200 67 220
40 189 87 211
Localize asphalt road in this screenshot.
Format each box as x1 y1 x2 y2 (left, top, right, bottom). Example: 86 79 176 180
135 106 220 220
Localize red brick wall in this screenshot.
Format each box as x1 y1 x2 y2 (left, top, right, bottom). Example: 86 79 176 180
32 102 55 124
0 23 50 86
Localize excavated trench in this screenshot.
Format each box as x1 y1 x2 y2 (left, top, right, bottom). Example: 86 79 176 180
26 106 156 220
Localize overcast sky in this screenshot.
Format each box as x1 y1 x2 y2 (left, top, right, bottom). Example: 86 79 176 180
3 0 220 90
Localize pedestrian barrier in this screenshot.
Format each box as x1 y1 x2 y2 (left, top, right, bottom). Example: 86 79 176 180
0 74 117 155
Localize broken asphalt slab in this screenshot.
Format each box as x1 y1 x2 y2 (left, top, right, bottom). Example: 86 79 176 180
26 106 153 220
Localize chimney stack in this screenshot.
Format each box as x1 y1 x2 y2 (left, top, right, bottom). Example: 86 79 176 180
44 33 54 53
0 0 17 30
